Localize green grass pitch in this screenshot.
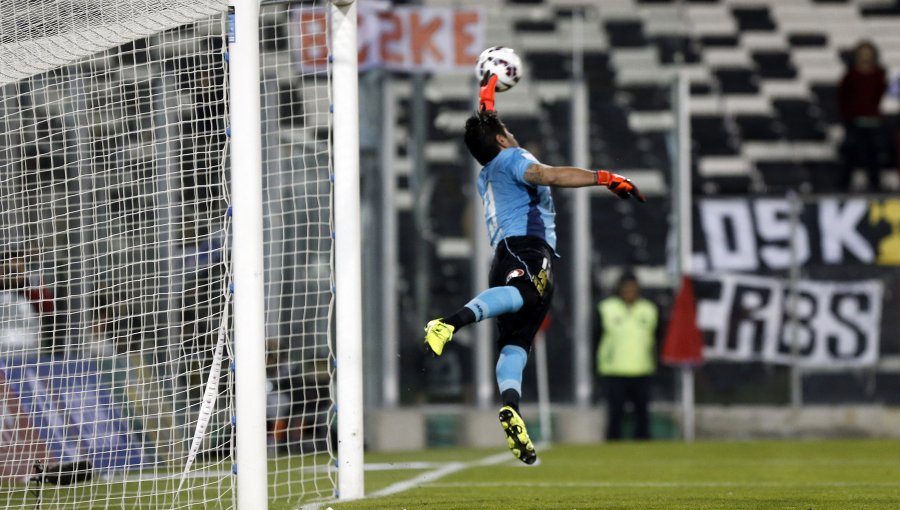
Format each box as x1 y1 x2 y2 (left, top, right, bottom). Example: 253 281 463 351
330 439 900 510
3 440 898 509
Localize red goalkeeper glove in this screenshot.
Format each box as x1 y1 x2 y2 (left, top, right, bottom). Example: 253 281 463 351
479 72 498 112
596 170 646 202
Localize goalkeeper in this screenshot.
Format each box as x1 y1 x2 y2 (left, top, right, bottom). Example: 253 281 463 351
424 73 645 465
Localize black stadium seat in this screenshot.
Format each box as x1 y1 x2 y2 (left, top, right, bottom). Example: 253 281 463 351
514 20 556 32
810 85 840 124
618 85 671 112
774 99 826 141
525 52 570 81
752 51 797 80
605 20 648 48
591 100 645 167
637 132 671 171
652 36 701 64
690 83 713 95
735 115 781 141
757 161 812 191
702 175 753 194
701 35 739 48
788 33 828 47
691 116 737 156
732 7 777 32
714 68 760 94
431 165 469 238
583 53 616 88
805 161 844 191
861 1 900 16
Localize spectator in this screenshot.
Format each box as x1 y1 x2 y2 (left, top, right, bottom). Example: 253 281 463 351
1 250 60 350
84 297 117 357
838 40 889 191
1 251 43 307
596 271 659 441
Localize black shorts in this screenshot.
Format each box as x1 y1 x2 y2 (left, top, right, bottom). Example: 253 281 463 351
488 236 556 351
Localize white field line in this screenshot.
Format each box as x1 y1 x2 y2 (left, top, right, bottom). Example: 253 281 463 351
364 461 445 471
298 449 539 510
427 481 900 489
367 450 513 498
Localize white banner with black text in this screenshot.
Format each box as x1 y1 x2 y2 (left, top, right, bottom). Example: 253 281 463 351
692 273 883 367
693 197 900 271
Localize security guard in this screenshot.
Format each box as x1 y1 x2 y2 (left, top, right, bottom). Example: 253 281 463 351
597 271 658 440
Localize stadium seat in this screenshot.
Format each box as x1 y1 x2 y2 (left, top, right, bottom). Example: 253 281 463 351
731 7 777 32
651 35 702 64
524 52 571 81
787 33 829 48
619 85 671 112
752 51 798 79
605 20 649 48
735 115 782 141
773 99 827 141
692 116 738 156
714 68 761 94
757 161 813 191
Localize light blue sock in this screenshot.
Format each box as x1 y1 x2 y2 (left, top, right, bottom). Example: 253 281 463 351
464 286 524 322
496 345 528 395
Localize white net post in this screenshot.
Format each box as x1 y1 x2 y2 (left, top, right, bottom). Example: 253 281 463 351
228 0 269 508
330 0 365 501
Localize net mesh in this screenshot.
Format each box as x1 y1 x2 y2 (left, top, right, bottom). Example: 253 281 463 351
0 0 335 507
259 0 335 504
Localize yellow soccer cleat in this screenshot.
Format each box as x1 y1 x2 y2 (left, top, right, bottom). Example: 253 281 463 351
499 406 537 465
424 319 455 357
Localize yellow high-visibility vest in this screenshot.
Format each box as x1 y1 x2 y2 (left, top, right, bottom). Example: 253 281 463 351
597 297 658 377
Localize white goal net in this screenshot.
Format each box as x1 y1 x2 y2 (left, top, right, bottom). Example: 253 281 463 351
0 0 335 508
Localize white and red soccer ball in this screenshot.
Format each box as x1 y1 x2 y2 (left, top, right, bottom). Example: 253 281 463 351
475 46 523 92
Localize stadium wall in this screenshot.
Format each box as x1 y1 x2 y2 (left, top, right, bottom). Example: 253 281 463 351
363 405 900 451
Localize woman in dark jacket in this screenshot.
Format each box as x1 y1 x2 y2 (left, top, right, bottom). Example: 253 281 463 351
838 41 888 191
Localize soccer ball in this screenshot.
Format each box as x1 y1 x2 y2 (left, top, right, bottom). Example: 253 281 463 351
475 46 522 92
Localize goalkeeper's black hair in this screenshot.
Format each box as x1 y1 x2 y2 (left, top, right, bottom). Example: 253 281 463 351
464 111 507 166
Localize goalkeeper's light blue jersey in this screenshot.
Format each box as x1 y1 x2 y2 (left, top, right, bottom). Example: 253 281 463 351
477 147 557 253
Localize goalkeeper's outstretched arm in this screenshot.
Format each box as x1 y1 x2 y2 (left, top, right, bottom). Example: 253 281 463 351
524 164 646 202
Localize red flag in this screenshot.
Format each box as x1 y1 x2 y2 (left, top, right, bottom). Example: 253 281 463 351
662 276 704 366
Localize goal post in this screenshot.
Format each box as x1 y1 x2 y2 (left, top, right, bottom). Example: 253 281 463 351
228 0 269 508
331 0 365 501
0 0 354 508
